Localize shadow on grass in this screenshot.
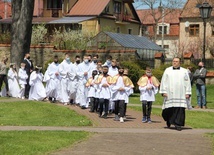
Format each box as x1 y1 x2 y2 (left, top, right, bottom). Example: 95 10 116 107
130 94 140 97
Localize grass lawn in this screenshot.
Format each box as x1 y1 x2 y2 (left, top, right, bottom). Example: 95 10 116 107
129 106 214 129
0 130 90 155
0 99 93 154
129 84 214 109
207 133 214 155
0 100 92 126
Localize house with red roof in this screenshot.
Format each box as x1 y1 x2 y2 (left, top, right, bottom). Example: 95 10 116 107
0 0 11 19
137 9 181 58
65 0 141 35
0 0 141 35
180 0 214 59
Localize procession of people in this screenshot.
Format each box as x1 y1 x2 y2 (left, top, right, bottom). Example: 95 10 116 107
0 53 208 130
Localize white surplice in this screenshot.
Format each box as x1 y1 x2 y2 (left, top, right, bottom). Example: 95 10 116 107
18 68 28 98
76 62 92 107
139 81 158 102
7 68 20 98
107 66 118 77
159 66 192 109
73 62 80 104
107 66 118 109
43 62 61 100
67 63 78 100
97 76 111 99
58 59 72 103
111 76 132 101
29 71 46 101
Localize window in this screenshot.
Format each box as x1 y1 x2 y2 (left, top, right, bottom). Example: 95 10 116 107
158 25 168 35
189 24 199 36
105 5 109 13
114 1 121 13
117 27 120 33
212 26 214 36
47 0 62 9
164 45 169 49
128 29 132 34
142 26 148 35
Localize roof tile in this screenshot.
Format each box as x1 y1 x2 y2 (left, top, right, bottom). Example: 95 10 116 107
180 0 214 18
183 52 193 58
136 9 181 24
0 1 11 19
67 0 110 16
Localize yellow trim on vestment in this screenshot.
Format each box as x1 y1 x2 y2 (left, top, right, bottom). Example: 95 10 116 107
111 75 134 87
94 74 111 84
137 76 160 87
85 77 93 87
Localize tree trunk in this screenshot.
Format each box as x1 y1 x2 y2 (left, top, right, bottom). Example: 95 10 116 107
10 0 35 66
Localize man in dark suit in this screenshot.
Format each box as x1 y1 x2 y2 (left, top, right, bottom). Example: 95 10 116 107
23 53 34 98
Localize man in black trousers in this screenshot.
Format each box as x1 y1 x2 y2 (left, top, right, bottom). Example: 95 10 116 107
23 53 34 99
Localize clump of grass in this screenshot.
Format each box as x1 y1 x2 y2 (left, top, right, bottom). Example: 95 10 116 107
129 106 214 129
0 101 92 126
0 131 91 155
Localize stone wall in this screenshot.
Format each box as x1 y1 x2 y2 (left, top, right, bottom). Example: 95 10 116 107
0 44 137 68
1 44 214 84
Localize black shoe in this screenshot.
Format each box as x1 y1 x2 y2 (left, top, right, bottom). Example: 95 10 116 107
175 125 182 131
81 106 87 109
166 121 171 128
102 113 108 119
6 93 11 97
70 99 74 104
89 110 94 113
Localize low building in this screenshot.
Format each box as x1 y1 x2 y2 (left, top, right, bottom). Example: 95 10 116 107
88 31 164 67
137 8 181 58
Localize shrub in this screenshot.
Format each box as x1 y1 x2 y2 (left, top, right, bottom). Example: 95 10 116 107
31 24 48 45
0 32 11 44
51 28 95 50
134 60 149 69
120 61 143 92
152 69 163 82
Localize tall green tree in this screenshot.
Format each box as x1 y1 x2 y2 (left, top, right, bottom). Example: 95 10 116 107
10 0 35 66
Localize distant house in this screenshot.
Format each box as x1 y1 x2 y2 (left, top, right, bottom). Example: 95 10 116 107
137 9 181 58
0 0 85 34
0 0 141 36
0 0 11 19
88 31 164 59
180 0 214 59
65 0 141 35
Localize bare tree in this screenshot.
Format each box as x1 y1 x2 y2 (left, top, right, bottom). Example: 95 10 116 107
136 0 185 41
10 0 35 66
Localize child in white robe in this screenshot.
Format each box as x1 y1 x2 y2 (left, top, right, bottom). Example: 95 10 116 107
95 66 112 118
43 55 61 103
86 70 98 112
7 63 20 98
111 66 134 123
29 66 46 101
123 68 134 119
137 67 160 123
18 63 28 99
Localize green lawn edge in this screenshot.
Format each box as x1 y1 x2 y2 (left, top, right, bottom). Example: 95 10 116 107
0 130 92 155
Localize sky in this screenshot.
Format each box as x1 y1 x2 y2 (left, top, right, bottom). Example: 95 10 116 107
133 0 187 10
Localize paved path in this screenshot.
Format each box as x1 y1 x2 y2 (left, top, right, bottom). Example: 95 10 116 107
0 99 214 155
